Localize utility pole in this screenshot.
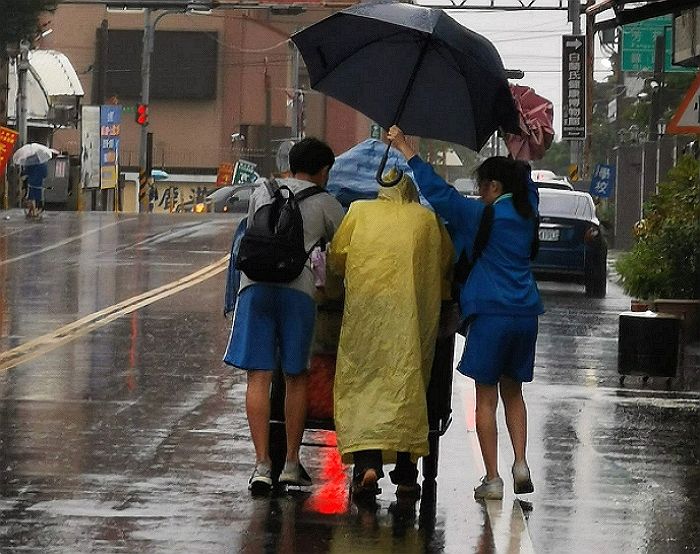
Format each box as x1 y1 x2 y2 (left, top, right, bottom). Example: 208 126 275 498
138 8 154 211
264 60 272 176
16 40 30 147
584 3 595 179
568 0 582 180
291 42 300 140
649 34 665 141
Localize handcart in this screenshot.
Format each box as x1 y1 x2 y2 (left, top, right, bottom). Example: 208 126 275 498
268 299 454 487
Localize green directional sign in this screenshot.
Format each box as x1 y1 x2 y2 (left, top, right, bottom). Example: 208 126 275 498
621 16 695 73
232 160 259 184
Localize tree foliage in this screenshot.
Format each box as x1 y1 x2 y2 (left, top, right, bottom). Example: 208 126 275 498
616 155 700 299
0 0 56 49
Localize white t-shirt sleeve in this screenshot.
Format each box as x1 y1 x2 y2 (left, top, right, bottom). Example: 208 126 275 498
322 196 346 241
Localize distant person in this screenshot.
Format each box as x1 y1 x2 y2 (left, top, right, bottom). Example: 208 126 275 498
328 169 453 500
21 162 48 218
223 137 345 495
388 125 543 501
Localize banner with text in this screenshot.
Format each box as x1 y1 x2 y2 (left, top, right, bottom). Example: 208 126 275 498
562 35 586 140
0 127 19 177
100 105 122 190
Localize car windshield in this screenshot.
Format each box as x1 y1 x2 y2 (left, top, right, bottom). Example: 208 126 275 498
539 193 595 220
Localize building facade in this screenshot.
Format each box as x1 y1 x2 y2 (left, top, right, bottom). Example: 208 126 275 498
43 3 372 176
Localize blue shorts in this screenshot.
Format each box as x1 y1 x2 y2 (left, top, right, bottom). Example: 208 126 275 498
27 185 43 203
223 284 316 376
458 314 538 385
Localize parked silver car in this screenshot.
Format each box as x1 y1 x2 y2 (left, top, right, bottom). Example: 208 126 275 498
206 184 260 213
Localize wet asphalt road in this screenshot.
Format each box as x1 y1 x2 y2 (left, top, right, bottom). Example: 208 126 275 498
0 211 699 553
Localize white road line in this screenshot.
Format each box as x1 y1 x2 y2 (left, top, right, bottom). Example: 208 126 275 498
0 255 229 372
0 219 134 266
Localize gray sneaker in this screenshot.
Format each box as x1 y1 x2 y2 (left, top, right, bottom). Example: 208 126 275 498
474 476 504 500
279 461 312 487
512 461 534 494
248 462 272 495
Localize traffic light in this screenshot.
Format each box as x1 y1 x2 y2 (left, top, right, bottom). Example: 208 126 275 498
135 104 148 126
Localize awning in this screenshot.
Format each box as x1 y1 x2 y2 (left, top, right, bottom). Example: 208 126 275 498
7 49 84 128
588 0 700 30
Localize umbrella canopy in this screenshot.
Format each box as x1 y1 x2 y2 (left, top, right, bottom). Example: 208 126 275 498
327 139 415 206
292 1 519 152
12 143 55 166
504 84 554 161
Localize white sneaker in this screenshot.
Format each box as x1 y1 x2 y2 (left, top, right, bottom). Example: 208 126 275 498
279 461 312 487
512 461 534 494
248 462 272 494
474 476 504 500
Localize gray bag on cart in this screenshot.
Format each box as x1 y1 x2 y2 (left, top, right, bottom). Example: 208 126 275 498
236 179 325 283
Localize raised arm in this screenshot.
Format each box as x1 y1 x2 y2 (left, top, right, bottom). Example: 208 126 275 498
386 125 481 230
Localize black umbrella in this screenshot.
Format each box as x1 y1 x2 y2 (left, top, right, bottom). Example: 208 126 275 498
291 1 520 185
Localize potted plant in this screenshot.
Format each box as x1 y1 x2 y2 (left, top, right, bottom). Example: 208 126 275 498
616 154 700 340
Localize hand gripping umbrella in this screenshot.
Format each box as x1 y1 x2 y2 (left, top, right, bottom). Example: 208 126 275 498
291 1 519 186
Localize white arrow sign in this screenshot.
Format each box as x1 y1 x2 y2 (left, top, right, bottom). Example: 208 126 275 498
566 38 583 49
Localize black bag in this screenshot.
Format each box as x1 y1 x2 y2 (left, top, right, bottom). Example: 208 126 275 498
453 205 495 287
236 180 325 283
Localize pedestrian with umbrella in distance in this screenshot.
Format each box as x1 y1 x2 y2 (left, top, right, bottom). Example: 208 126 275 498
388 125 543 500
13 143 54 219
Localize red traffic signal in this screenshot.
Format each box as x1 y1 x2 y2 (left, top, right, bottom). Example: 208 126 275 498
135 104 148 126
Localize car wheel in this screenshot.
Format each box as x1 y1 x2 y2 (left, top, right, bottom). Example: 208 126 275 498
585 248 607 298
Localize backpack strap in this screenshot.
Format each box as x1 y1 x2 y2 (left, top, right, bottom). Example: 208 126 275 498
453 204 494 285
294 185 326 203
472 204 494 262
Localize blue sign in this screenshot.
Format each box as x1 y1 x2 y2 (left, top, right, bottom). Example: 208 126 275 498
100 105 122 189
590 163 615 198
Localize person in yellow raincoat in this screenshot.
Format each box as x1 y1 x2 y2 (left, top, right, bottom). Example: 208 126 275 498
328 169 453 500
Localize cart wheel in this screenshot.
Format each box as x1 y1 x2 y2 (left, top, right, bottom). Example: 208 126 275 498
422 434 439 483
642 375 649 386
619 375 625 386
269 423 287 485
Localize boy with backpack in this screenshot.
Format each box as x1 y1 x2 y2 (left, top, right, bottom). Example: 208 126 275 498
224 137 345 494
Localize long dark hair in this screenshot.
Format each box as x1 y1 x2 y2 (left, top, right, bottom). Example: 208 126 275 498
476 157 533 219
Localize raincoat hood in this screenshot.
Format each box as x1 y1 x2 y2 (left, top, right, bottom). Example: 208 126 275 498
378 168 420 204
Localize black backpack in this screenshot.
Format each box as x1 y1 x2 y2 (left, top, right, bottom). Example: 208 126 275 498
236 180 325 283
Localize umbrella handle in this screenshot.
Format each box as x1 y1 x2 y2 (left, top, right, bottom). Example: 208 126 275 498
375 141 403 187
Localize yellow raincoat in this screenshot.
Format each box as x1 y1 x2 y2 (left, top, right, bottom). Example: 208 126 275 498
328 173 453 464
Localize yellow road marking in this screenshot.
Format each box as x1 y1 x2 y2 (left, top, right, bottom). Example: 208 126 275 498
0 255 230 372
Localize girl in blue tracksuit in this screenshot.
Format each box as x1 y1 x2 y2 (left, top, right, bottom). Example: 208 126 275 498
387 126 544 501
